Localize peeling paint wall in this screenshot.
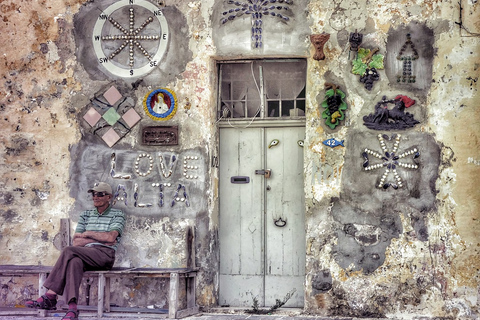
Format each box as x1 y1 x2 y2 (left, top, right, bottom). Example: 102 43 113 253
0 0 479 318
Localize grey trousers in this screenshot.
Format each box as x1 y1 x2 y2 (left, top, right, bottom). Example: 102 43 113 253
43 246 115 303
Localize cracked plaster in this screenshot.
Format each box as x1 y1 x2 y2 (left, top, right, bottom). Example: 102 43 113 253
0 0 479 318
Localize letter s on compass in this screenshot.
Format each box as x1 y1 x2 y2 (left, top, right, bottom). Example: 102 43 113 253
92 0 169 78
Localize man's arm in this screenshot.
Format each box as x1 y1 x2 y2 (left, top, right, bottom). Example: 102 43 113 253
73 233 97 247
73 230 119 247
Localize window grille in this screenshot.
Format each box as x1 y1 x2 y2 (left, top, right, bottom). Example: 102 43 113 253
217 59 306 121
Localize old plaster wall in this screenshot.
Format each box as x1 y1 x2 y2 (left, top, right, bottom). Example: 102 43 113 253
0 0 479 318
303 0 480 318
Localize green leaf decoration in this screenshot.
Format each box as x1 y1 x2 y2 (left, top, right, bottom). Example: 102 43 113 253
338 101 348 111
324 89 335 98
320 88 348 129
369 54 385 69
321 100 329 110
357 48 370 60
352 48 385 74
352 58 367 75
322 109 345 129
323 89 346 99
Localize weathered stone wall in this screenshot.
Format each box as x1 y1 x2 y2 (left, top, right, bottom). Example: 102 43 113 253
0 0 479 318
303 0 479 318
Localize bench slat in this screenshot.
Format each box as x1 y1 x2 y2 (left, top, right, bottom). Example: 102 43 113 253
0 265 198 319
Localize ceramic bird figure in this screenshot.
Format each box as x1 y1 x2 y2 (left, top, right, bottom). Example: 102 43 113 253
268 139 279 148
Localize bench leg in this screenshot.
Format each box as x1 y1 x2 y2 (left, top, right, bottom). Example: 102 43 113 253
168 273 179 319
39 273 47 296
186 274 196 309
97 274 105 318
105 276 111 313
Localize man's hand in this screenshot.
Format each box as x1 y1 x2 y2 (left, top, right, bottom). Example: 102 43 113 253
73 230 119 247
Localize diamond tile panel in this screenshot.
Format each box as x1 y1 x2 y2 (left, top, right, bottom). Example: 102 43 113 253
102 108 121 126
122 108 141 128
83 107 102 127
103 86 122 105
102 128 121 147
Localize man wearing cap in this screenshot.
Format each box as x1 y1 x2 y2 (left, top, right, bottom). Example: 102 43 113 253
26 182 125 320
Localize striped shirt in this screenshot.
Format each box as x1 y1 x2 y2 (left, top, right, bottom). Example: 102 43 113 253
75 206 126 250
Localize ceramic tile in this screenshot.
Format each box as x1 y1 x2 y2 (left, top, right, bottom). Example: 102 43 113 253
102 108 121 126
83 107 102 127
103 86 122 105
102 128 121 148
122 108 141 128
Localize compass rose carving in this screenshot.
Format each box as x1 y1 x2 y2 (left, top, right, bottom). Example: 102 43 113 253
92 0 169 78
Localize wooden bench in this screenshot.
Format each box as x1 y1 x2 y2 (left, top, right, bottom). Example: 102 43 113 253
0 265 199 318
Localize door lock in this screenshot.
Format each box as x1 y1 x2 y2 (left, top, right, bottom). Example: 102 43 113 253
255 169 272 178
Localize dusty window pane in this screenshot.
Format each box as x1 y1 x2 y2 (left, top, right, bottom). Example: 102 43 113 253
220 63 261 118
282 101 295 117
297 100 306 115
268 101 280 117
218 59 306 120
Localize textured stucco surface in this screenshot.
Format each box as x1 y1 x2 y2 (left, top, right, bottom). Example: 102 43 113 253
0 0 479 318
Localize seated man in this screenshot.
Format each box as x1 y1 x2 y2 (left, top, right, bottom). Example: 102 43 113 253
27 182 125 320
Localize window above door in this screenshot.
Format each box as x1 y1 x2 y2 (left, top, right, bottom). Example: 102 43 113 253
217 59 306 123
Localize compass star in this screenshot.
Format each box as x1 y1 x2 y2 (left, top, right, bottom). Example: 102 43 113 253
101 7 160 68
361 133 420 189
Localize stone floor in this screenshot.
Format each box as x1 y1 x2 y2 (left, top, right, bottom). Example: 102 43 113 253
0 307 388 320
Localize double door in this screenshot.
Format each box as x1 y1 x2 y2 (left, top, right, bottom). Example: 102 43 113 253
219 126 305 307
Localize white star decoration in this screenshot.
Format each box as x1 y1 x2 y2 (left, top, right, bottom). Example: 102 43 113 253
102 8 159 68
362 133 420 189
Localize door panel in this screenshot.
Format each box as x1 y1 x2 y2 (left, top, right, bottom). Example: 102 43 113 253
219 126 305 307
264 127 305 306
219 128 265 306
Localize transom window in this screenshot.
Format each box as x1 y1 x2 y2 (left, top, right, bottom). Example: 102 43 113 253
217 59 306 121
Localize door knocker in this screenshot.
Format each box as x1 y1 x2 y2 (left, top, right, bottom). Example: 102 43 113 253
274 217 287 227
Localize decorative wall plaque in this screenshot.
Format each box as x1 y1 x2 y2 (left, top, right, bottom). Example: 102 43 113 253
92 0 169 78
349 30 363 52
82 85 141 147
361 133 420 190
143 88 178 121
142 126 178 145
220 0 293 49
351 48 384 90
310 33 330 60
363 95 419 130
321 83 348 129
396 33 419 84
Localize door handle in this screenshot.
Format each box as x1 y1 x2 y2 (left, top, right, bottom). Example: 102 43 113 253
274 217 287 227
230 176 250 184
255 169 272 178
